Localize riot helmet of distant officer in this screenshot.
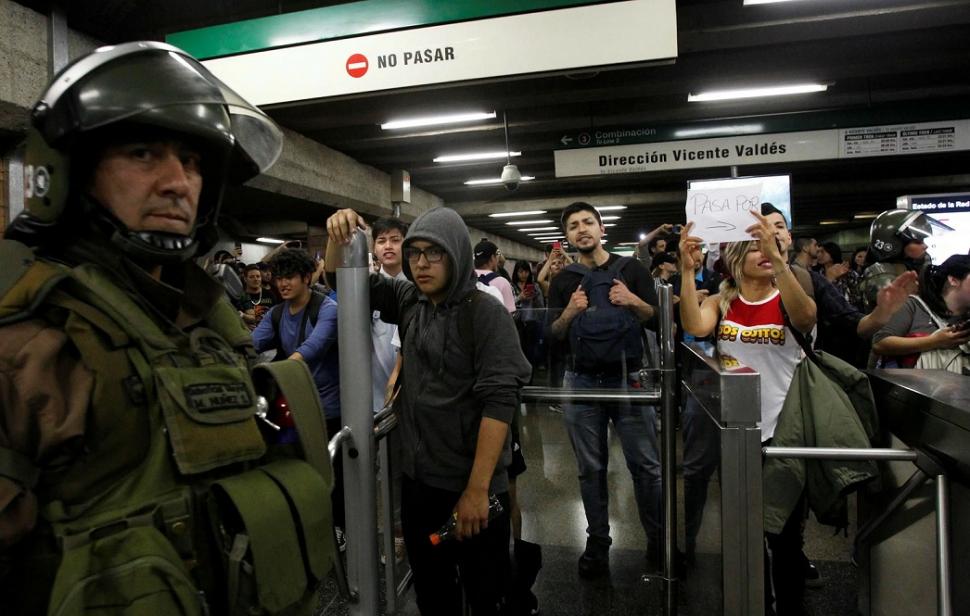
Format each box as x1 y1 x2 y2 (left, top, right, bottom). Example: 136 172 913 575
867 209 935 266
7 41 283 264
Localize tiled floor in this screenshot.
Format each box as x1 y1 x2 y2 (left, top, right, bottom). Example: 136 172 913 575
322 397 862 615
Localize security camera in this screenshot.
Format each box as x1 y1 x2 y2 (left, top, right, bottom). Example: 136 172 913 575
501 164 522 191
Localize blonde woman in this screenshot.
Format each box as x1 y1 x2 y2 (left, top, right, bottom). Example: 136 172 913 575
678 211 816 616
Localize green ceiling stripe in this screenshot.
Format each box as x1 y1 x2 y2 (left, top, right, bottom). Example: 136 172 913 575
167 0 607 60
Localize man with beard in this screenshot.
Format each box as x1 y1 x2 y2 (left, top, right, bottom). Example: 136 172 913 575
546 201 662 578
238 263 276 330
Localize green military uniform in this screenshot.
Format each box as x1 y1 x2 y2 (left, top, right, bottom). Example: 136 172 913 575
0 41 336 615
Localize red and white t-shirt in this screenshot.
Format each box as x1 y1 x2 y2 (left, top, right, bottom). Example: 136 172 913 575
715 290 803 440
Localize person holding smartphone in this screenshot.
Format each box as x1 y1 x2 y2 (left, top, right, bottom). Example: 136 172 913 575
872 254 970 372
512 261 545 380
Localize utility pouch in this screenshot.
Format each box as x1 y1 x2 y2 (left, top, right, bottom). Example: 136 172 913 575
47 523 204 616
155 364 266 475
211 460 330 615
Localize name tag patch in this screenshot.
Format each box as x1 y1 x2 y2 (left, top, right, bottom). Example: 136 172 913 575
184 382 253 412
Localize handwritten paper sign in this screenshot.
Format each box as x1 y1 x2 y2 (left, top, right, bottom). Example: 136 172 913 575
685 182 763 243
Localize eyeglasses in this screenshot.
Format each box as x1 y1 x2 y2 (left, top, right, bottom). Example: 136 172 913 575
404 246 446 263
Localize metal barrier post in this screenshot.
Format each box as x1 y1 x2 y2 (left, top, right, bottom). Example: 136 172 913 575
656 283 678 602
936 474 952 616
337 232 379 616
681 344 763 616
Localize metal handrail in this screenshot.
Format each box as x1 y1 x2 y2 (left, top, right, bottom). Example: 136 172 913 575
764 444 951 616
520 386 660 402
763 447 917 461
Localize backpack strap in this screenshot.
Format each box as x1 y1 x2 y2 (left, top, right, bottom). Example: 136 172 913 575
478 271 500 285
271 291 327 356
606 256 635 281
564 262 589 277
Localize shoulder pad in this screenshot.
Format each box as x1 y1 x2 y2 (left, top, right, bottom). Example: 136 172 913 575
0 240 38 299
0 240 68 323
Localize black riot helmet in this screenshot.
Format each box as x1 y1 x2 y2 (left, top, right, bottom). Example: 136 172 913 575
10 41 283 262
868 209 939 263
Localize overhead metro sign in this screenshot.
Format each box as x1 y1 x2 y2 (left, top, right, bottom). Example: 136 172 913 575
199 0 677 106
554 119 970 177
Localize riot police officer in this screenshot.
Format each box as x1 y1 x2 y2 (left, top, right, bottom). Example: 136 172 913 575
0 42 333 615
861 209 936 310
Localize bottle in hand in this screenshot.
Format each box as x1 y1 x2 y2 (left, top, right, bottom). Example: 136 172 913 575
429 495 504 546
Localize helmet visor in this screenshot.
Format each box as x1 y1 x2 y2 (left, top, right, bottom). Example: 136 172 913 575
900 211 954 242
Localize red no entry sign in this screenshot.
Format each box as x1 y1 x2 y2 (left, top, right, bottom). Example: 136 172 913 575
346 54 369 78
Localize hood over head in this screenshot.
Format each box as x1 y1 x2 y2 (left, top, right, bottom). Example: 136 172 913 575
403 207 476 304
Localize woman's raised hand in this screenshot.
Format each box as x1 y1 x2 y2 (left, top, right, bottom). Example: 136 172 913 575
678 222 705 272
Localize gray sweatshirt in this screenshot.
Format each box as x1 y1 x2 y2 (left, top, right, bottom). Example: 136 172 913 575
367 207 531 494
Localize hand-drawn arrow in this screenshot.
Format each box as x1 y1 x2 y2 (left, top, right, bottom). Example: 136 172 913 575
707 221 737 231
561 135 573 146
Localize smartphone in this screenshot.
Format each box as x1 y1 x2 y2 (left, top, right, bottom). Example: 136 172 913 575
950 317 970 332
525 283 535 294
672 224 684 235
552 241 562 250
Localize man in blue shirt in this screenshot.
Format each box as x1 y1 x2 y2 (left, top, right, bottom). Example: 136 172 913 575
252 248 343 533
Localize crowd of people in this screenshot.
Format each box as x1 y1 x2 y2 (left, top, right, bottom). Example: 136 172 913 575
4 40 970 616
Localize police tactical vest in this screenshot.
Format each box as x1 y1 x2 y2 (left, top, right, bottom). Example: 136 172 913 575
0 240 335 615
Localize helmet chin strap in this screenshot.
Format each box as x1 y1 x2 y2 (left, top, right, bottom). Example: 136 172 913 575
81 195 198 265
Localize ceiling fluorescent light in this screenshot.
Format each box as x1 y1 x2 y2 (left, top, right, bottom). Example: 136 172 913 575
257 237 285 244
617 241 641 246
465 176 535 186
600 216 621 221
381 111 496 130
674 124 764 138
744 0 803 4
488 210 546 218
435 151 521 163
530 234 564 239
595 205 627 212
819 219 849 225
521 227 559 232
603 223 617 227
505 219 552 226
853 212 878 220
539 239 564 243
688 84 827 102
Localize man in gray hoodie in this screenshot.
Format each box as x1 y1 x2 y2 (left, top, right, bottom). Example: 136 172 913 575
326 207 531 615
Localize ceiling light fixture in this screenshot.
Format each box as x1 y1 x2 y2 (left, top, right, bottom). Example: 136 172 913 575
688 84 827 102
435 151 522 163
539 239 564 244
595 205 628 212
505 219 552 226
743 0 803 4
488 210 546 218
381 111 496 130
600 216 621 221
819 219 850 225
465 176 535 186
604 223 617 227
853 212 878 220
674 124 765 138
520 227 559 232
257 237 285 244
